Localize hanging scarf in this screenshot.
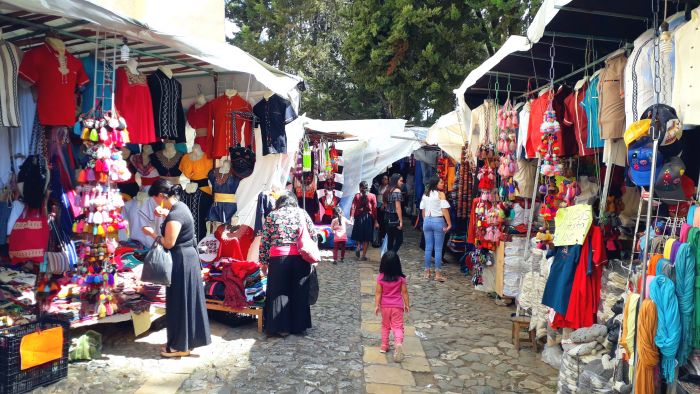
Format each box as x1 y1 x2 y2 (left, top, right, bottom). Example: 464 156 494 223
675 243 695 366
649 274 681 383
689 227 700 349
620 292 640 381
634 299 659 394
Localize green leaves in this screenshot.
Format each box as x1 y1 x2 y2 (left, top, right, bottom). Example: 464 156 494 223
226 0 539 124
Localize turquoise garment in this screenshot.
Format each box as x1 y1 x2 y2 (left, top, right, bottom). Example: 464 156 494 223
79 55 112 113
650 274 681 383
688 227 700 349
675 243 695 366
581 74 603 148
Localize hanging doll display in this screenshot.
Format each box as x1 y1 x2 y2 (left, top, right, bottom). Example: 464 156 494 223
539 104 563 177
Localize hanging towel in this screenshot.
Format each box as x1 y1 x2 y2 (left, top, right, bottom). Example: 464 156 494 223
649 274 681 383
634 299 659 394
620 292 640 381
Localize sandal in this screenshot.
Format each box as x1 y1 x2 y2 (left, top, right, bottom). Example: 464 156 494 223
424 269 432 279
435 272 446 282
160 348 191 358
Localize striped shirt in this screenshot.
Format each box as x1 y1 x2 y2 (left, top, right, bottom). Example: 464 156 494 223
0 40 21 127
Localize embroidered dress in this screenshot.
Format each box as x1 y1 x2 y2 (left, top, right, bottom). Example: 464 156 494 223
208 94 253 159
147 69 186 142
179 189 213 243
259 206 316 265
187 102 213 156
149 151 184 178
253 94 297 155
19 42 89 126
115 67 156 144
179 154 214 191
207 169 240 223
129 155 159 190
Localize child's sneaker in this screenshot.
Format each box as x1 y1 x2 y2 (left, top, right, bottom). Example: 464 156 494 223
379 345 389 353
393 344 404 362
332 260 337 265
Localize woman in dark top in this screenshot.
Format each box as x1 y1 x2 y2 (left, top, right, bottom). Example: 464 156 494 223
143 179 211 357
383 174 405 253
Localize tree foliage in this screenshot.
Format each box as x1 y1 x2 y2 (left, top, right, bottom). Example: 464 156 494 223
226 0 539 124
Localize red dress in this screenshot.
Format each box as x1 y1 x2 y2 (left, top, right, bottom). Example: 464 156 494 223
551 225 607 329
187 102 213 157
208 95 253 159
18 43 89 126
115 68 156 144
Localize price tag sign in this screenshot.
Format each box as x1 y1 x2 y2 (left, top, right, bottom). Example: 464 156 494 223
553 204 592 246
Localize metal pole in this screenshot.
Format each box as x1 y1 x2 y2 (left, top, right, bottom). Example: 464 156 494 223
554 5 649 22
516 156 542 317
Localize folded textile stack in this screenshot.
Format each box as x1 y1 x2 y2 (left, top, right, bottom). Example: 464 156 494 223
503 237 528 297
577 359 615 393
598 262 628 322
139 283 165 303
244 269 266 306
517 248 550 337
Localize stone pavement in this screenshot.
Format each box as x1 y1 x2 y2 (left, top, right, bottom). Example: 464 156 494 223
32 228 557 393
359 228 558 394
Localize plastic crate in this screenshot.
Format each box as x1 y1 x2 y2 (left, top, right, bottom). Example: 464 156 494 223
0 318 69 394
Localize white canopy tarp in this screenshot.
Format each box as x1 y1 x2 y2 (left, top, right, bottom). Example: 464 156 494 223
454 35 532 106
526 0 573 43
302 118 419 212
427 110 470 160
2 0 302 105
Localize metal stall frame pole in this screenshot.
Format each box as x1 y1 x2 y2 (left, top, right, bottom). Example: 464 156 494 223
631 138 660 394
515 156 543 317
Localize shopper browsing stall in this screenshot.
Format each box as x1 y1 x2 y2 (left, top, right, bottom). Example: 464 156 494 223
144 180 211 358
351 181 378 261
420 177 452 282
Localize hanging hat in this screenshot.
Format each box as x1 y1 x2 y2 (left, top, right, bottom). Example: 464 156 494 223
624 119 651 147
628 141 664 187
229 146 255 179
654 156 686 203
641 104 683 156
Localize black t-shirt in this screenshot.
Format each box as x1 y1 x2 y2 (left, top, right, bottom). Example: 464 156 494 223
253 94 297 156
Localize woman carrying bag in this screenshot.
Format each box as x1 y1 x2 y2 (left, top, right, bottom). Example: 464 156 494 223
143 179 211 357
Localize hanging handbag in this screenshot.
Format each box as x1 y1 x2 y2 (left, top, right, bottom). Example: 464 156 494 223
8 207 49 264
297 210 321 263
141 237 173 286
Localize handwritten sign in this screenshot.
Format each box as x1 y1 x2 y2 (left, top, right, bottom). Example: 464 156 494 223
553 204 593 246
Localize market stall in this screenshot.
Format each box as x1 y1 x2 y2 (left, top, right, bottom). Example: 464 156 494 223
436 0 700 392
0 1 307 389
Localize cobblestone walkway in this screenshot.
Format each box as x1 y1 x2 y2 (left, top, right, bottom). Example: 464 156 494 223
33 228 557 393
359 229 558 394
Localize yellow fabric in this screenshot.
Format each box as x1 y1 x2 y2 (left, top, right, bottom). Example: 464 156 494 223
620 293 640 381
446 159 456 191
663 238 677 259
214 193 237 203
624 119 651 146
179 154 214 182
20 326 63 370
635 299 659 394
131 310 151 337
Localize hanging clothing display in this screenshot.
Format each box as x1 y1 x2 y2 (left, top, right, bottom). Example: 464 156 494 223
179 153 214 191
253 94 297 156
18 41 89 126
0 39 22 127
672 7 700 125
563 80 595 156
319 191 340 225
149 151 184 179
115 67 156 144
207 169 240 223
208 94 253 159
187 102 213 156
147 69 186 142
582 72 604 148
597 51 627 140
80 55 112 113
129 154 159 190
179 189 213 243
469 100 497 158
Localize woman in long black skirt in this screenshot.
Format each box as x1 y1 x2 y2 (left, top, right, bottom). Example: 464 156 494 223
259 192 315 336
350 181 378 261
144 179 211 357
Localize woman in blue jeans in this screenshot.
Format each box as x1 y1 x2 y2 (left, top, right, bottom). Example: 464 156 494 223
420 177 452 282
